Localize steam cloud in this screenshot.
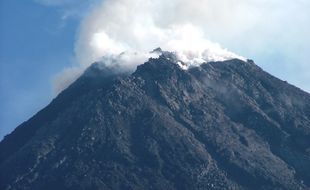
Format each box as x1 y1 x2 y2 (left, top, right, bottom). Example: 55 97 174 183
76 0 246 66
55 0 253 93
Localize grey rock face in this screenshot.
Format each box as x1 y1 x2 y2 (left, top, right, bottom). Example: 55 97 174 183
1 53 309 190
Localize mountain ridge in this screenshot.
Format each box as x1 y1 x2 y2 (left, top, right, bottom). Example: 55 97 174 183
1 53 309 190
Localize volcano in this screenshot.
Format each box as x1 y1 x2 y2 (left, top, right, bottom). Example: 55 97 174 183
1 51 309 190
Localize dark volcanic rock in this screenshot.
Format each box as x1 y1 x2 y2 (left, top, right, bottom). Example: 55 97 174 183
1 53 309 190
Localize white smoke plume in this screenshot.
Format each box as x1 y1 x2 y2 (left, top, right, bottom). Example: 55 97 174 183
55 0 253 93
75 0 246 66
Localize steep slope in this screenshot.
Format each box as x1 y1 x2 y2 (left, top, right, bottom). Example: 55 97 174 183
0 53 309 190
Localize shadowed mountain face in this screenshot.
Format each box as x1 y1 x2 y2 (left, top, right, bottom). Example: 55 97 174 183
0 53 309 190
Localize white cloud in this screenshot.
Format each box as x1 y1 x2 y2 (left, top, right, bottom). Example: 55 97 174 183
73 0 249 69
52 0 310 93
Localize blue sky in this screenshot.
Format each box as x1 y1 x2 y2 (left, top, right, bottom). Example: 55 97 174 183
0 0 309 140
0 0 78 138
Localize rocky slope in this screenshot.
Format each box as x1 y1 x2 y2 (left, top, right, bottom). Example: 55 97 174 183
0 52 309 190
